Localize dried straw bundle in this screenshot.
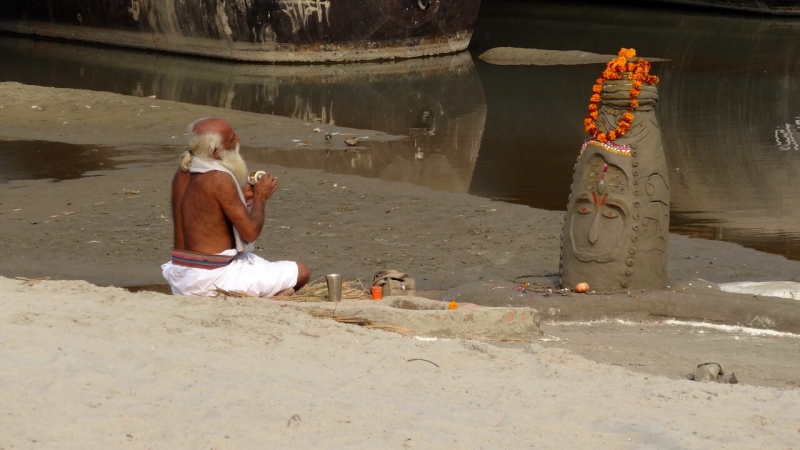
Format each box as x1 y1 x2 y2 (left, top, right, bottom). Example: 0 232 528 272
309 309 413 337
214 277 371 302
212 288 252 298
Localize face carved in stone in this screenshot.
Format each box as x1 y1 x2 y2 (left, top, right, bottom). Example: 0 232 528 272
570 155 630 263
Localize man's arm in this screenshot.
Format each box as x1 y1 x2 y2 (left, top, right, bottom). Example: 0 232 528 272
171 168 191 250
214 172 279 243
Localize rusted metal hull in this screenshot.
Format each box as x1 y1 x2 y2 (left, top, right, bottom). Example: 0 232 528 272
0 0 481 62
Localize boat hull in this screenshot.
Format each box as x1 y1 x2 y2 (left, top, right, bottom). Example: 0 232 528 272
0 0 481 62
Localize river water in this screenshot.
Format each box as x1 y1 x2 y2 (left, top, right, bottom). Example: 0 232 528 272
2 0 800 261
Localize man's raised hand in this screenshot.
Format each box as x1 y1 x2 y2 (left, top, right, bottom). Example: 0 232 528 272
253 173 279 202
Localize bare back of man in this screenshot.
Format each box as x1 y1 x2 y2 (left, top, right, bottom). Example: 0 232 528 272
173 170 248 254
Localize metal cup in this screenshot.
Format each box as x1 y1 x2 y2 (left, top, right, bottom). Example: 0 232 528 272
247 170 266 185
326 274 342 302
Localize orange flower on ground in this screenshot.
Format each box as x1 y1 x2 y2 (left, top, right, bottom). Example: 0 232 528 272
448 301 458 310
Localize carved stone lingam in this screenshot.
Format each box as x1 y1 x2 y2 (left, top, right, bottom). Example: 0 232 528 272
559 68 670 292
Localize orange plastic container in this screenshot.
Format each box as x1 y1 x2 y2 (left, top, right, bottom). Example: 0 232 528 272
371 286 383 300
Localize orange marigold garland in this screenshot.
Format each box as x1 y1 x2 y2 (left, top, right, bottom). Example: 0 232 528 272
585 48 659 143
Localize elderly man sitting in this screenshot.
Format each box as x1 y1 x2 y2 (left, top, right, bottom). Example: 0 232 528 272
161 118 310 297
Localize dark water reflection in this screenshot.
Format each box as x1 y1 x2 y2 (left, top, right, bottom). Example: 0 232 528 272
0 140 183 184
0 141 118 183
0 36 485 194
2 0 800 260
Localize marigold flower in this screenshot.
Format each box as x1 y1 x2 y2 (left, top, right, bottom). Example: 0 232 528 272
448 301 458 310
586 50 657 143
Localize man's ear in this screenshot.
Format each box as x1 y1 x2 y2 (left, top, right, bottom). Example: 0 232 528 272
212 148 221 160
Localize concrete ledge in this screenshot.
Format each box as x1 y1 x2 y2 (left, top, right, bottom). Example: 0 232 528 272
289 296 541 341
443 281 800 334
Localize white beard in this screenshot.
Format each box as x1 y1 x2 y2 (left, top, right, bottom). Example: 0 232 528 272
218 143 248 186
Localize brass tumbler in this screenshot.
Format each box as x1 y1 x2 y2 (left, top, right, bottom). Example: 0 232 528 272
326 274 342 302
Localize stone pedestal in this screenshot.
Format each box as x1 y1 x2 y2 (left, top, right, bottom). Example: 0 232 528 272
559 79 670 292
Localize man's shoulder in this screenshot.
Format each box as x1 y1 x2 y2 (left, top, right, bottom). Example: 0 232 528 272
193 170 236 186
190 171 240 200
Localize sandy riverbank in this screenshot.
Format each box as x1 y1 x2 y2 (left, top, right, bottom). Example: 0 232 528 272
1 82 800 447
2 276 799 448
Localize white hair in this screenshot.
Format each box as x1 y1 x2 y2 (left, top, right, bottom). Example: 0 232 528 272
180 118 223 170
180 118 248 185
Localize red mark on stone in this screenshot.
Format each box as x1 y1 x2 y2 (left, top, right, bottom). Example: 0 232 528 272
502 311 517 323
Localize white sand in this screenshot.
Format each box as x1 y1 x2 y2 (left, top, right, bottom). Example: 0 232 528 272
1 276 798 448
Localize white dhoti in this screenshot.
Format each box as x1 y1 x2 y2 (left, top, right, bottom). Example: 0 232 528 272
162 250 299 297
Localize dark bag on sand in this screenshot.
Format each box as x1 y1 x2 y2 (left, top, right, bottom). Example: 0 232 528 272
372 269 416 297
